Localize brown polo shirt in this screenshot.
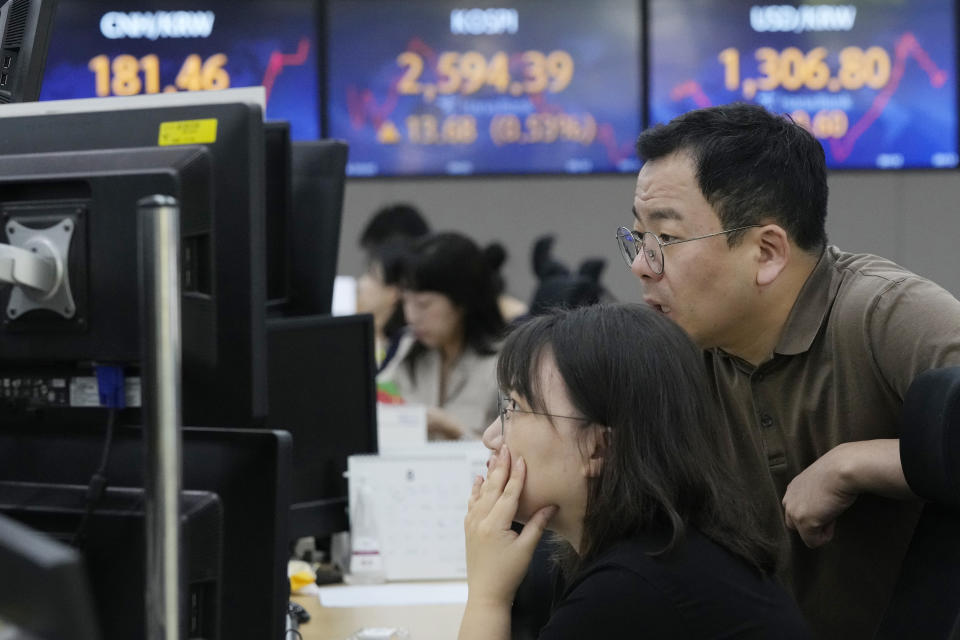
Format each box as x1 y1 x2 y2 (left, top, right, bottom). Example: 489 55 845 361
705 246 960 639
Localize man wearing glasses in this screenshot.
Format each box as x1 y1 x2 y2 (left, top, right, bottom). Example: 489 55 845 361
618 103 960 638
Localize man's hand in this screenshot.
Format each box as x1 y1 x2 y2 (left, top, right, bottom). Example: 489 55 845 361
782 439 912 548
782 444 857 547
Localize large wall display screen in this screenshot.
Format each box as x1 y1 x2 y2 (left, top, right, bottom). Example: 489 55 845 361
326 0 643 177
648 0 958 169
39 0 320 140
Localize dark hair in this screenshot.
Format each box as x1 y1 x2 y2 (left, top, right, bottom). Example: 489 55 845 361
401 232 507 368
359 202 430 251
497 303 777 574
365 238 415 342
637 103 827 252
528 235 610 316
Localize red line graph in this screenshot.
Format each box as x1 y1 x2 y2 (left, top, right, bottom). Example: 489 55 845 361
345 37 431 131
596 122 637 165
407 36 441 68
668 32 950 163
527 93 632 163
346 85 401 131
670 80 712 109
261 37 312 104
829 32 947 162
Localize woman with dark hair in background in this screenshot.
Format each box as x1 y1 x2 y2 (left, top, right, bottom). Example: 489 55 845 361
460 304 809 638
378 232 508 440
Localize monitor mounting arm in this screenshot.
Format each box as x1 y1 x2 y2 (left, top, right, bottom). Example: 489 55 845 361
0 219 76 319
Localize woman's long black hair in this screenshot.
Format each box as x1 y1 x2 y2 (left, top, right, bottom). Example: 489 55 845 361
497 303 778 574
401 232 507 374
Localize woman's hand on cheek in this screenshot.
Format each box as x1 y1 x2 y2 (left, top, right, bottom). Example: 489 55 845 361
463 445 558 608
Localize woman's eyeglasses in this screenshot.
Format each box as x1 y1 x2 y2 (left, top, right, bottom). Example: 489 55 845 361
497 392 587 437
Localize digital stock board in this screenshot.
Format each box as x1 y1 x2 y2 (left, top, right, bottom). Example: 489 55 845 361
648 0 959 169
325 0 644 177
33 1 960 174
38 0 321 140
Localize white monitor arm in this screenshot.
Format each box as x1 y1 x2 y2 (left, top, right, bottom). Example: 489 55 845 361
0 218 76 319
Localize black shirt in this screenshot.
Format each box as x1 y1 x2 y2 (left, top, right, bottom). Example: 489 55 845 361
538 529 810 639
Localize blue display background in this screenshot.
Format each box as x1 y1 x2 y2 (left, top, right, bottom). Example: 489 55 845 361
326 0 643 176
647 0 958 169
39 0 320 140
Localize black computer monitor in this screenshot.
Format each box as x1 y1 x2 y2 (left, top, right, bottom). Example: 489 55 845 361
0 426 291 640
0 145 215 426
265 120 293 310
0 511 101 640
265 313 377 539
0 99 267 427
266 136 348 318
0 482 221 640
0 0 56 103
286 139 348 317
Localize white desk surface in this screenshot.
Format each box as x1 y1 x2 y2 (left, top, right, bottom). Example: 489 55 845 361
292 584 466 640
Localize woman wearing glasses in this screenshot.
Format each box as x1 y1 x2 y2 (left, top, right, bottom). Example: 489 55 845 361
459 304 809 638
378 231 507 440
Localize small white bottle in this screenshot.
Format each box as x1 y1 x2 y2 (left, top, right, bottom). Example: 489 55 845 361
344 478 386 584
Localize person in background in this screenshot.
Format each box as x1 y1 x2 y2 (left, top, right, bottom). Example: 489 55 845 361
355 202 524 360
356 203 431 367
355 240 412 369
459 304 810 639
358 202 431 253
378 232 507 440
527 234 612 316
620 102 960 637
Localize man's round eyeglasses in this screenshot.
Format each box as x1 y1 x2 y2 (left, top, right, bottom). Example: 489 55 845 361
615 225 760 275
498 392 586 438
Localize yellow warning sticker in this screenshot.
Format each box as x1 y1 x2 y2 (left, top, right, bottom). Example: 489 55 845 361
157 119 218 146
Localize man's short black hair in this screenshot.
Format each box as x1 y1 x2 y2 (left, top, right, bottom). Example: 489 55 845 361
637 103 828 252
359 203 430 250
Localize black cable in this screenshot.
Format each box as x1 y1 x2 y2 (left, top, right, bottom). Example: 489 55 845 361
71 408 117 546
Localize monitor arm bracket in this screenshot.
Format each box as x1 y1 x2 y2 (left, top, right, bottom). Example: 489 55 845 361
0 219 75 319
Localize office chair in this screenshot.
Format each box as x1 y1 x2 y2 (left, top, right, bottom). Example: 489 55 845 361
875 366 960 640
